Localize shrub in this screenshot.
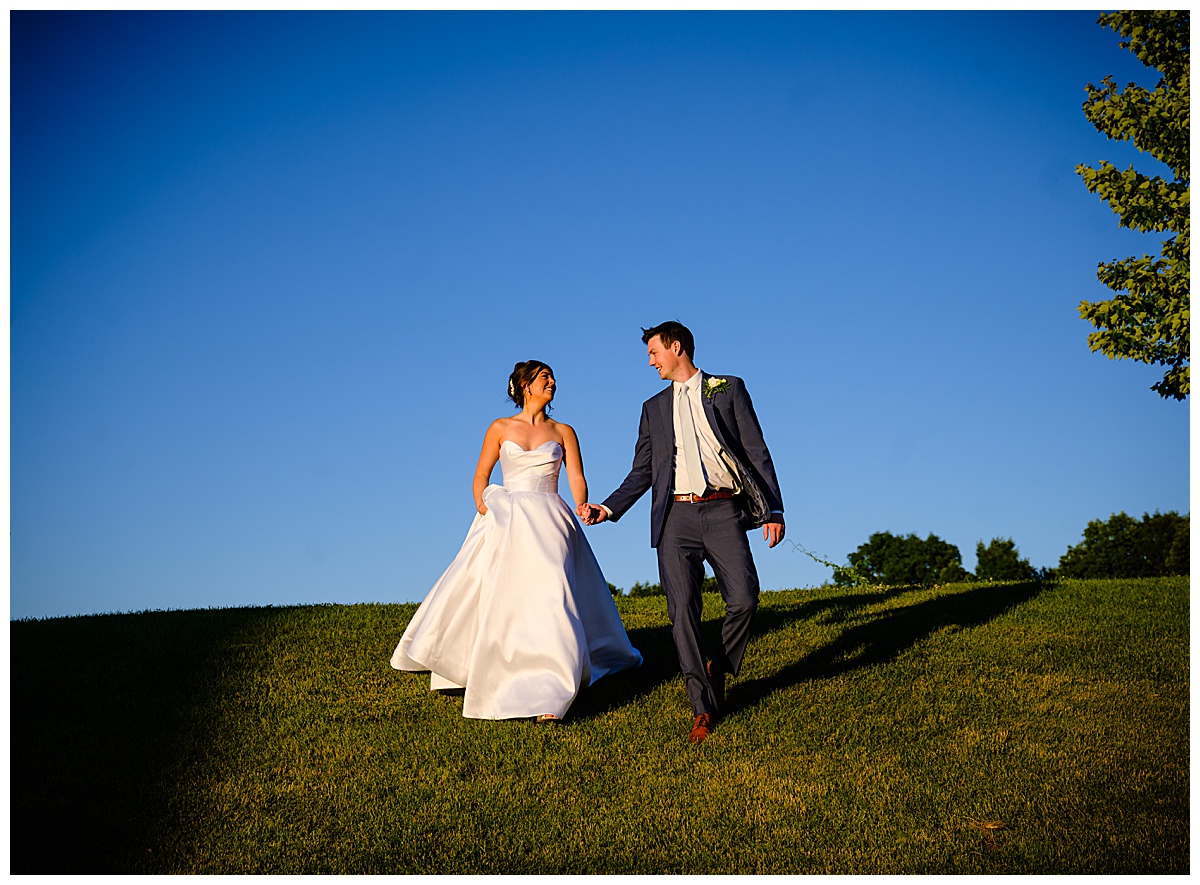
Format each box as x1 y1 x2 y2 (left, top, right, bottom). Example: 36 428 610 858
624 576 720 597
839 531 966 587
975 538 1038 582
1058 511 1189 578
628 580 664 597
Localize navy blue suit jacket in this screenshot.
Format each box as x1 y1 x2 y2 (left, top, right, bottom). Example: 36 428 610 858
601 373 784 548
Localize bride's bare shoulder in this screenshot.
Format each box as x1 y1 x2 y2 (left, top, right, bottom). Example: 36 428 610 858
550 420 581 446
482 417 517 439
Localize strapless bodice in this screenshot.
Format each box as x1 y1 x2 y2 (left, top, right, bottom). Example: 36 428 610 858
499 440 561 493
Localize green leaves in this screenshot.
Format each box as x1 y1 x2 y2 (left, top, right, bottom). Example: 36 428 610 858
1076 162 1187 232
975 538 1037 583
1077 11 1189 400
839 531 966 588
1057 510 1189 578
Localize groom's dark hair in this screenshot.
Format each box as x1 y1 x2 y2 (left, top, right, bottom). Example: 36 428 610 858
641 321 694 360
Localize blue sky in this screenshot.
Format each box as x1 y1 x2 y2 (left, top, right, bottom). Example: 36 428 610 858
11 10 1189 620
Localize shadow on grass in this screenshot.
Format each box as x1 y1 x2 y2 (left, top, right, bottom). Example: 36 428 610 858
729 580 1046 714
571 582 1045 722
567 619 681 721
569 587 907 721
9 606 295 874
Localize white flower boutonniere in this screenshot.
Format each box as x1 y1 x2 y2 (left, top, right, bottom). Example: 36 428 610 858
704 377 730 399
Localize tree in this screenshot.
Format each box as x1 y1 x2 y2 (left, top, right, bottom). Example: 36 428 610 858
975 537 1038 582
838 531 967 587
625 575 719 597
1058 510 1189 578
1140 509 1191 576
1076 11 1189 400
627 580 664 598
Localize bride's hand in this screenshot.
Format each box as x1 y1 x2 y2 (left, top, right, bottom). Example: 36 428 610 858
576 503 606 525
476 500 488 516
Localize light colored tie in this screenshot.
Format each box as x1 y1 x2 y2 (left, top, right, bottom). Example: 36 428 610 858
677 384 707 495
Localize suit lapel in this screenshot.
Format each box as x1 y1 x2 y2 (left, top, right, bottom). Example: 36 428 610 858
652 386 674 446
699 372 731 450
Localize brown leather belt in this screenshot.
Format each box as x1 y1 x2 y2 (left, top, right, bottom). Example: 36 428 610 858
674 490 736 503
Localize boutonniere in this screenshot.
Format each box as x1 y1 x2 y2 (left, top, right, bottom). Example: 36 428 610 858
704 377 730 399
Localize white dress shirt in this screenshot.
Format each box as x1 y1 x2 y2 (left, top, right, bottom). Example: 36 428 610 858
673 370 740 496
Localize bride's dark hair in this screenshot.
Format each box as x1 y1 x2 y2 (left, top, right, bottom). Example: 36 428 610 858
508 360 554 410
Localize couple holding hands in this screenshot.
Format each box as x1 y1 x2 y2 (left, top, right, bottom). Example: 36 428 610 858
391 321 785 744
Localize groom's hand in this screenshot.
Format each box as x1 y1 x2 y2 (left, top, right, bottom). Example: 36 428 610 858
577 503 608 525
763 518 785 548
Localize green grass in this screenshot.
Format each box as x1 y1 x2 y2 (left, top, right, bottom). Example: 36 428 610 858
10 577 1188 873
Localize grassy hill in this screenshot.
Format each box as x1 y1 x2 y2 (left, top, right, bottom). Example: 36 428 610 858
10 576 1188 874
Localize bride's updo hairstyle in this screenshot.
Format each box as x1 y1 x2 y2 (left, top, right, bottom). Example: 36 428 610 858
508 360 555 410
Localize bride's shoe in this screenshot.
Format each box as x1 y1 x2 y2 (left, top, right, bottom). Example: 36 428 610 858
536 714 559 724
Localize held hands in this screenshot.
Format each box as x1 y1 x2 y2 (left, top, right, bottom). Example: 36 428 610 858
763 517 785 549
576 503 608 525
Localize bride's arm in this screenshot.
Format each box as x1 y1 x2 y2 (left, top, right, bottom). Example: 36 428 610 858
558 423 589 509
472 420 504 515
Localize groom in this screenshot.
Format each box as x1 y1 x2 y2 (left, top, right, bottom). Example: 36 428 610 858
578 321 785 744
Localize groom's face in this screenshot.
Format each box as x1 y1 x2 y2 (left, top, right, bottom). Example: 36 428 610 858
647 335 683 381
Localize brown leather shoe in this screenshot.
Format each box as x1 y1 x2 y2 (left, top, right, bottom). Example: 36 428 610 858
706 660 726 711
688 712 715 744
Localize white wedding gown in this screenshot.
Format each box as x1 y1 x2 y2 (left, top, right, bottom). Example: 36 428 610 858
391 440 642 720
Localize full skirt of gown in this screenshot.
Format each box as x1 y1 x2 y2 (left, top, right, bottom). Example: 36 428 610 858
390 440 642 720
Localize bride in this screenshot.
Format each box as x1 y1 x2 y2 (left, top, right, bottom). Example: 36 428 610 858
390 360 642 722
